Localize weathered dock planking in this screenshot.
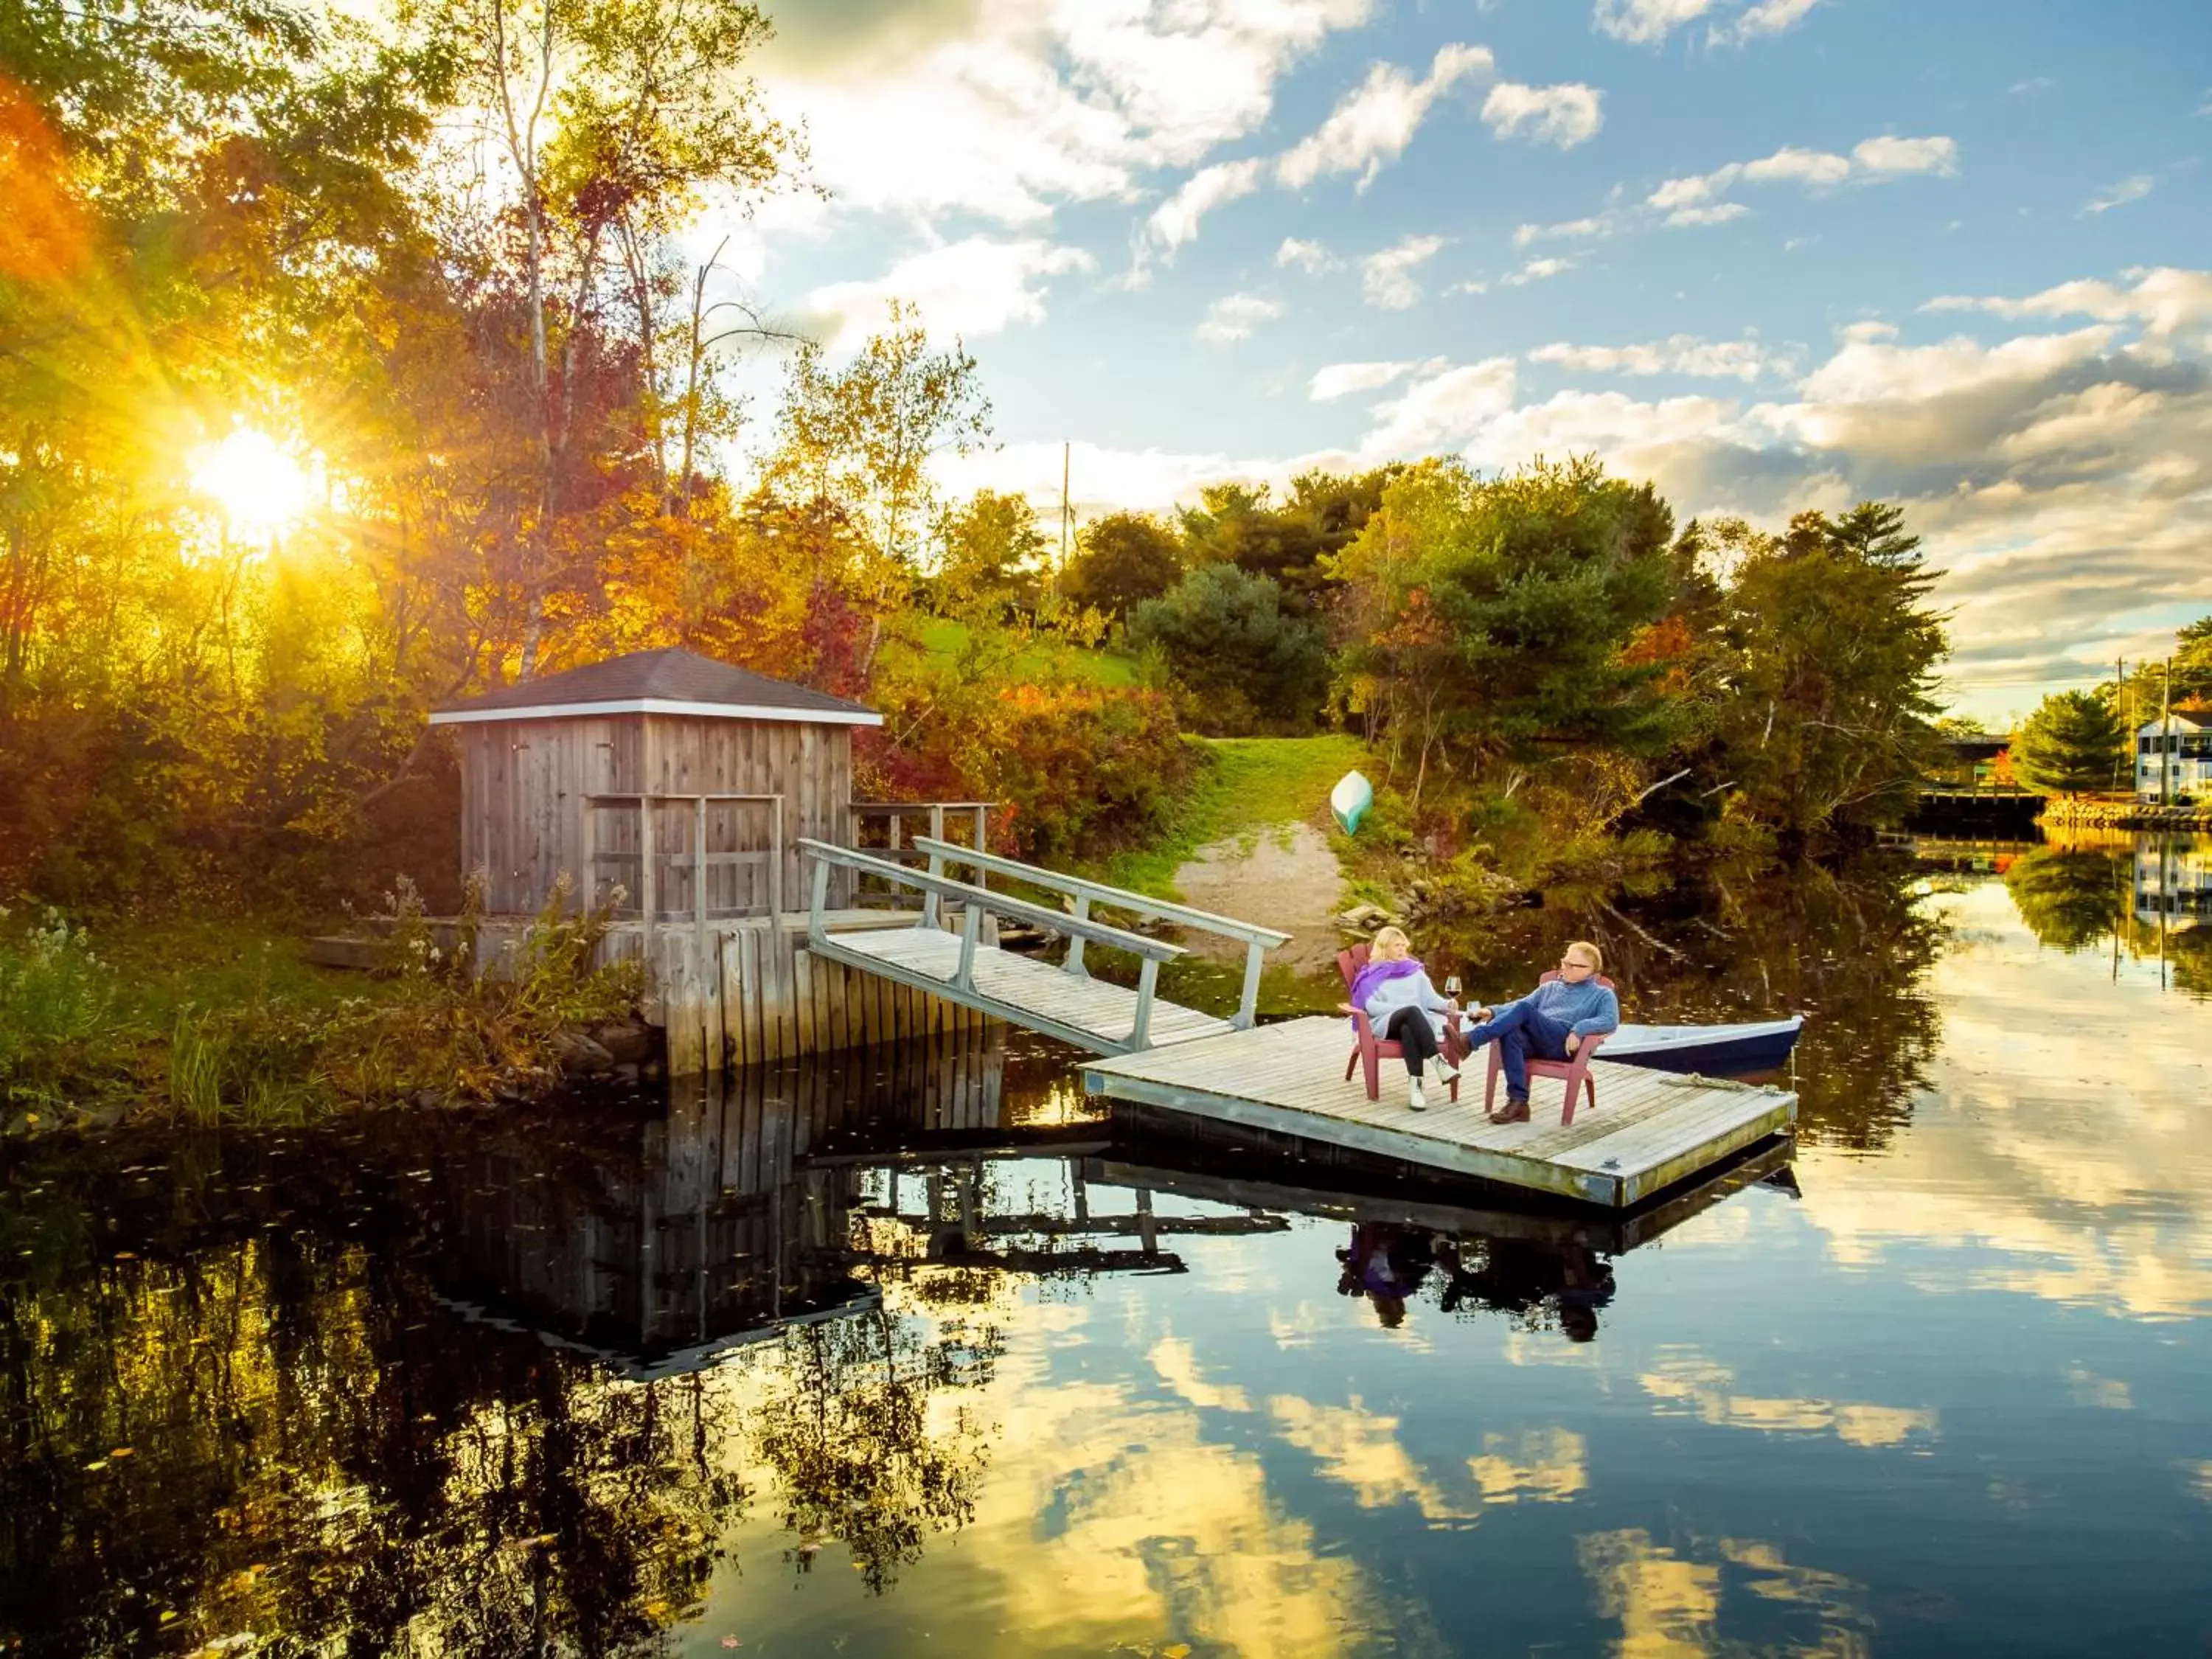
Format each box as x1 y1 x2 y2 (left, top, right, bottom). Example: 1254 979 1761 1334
1080 1015 1796 1208
820 923 1237 1053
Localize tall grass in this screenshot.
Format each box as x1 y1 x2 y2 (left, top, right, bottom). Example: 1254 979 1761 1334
3 878 644 1130
0 909 120 1105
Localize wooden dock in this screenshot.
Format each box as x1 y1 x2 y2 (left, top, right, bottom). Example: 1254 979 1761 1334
1081 1016 1796 1208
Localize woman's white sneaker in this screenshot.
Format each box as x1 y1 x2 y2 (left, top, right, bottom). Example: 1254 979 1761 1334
1407 1077 1427 1111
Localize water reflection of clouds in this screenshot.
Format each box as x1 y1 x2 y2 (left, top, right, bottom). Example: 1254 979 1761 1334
1640 1351 1938 1449
725 1308 1402 1658
1268 1396 1477 1524
1798 880 2212 1322
1151 1335 1253 1413
1467 1427 1589 1506
1578 1529 1874 1658
2065 1367 2135 1411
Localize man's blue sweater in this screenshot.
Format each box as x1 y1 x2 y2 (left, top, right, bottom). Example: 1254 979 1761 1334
1495 977 1620 1038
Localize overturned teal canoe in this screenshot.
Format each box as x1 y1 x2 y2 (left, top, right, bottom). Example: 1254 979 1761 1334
1330 769 1373 835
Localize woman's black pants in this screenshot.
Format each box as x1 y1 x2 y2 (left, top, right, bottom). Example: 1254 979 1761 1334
1382 1007 1441 1074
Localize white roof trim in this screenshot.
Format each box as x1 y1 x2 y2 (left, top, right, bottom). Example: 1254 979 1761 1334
429 697 882 728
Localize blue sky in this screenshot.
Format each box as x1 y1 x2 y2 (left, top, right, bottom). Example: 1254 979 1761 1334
712 0 2212 721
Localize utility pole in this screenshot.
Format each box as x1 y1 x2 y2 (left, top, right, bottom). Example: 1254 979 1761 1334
2115 658 2127 796
1060 442 1073 578
2161 655 2174 807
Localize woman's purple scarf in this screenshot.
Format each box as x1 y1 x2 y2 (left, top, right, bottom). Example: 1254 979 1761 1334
1349 955 1422 1012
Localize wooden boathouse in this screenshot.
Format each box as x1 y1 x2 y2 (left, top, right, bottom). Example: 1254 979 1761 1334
428 648 1000 1072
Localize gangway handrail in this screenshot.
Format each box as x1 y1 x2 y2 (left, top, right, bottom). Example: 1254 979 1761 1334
909 835 1288 1030
798 838 1187 1051
798 841 1179 959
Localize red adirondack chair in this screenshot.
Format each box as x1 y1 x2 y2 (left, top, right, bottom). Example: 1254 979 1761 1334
1336 944 1466 1104
1481 970 1618 1126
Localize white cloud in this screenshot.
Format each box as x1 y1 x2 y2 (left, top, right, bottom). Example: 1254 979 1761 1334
1746 145 1855 187
1360 233 1450 308
1143 158 1266 257
1648 133 1958 223
2083 174 2154 215
757 1 1375 226
1663 201 1751 228
804 236 1095 351
1276 236 1342 275
1593 0 1716 45
1359 359 1521 456
1481 81 1604 150
1530 333 1782 380
1922 266 2212 344
1501 255 1576 286
1515 215 1615 248
1197 291 1285 343
1276 42 1494 190
1310 360 1427 400
1851 134 1960 177
1596 0 1823 45
1708 0 1820 46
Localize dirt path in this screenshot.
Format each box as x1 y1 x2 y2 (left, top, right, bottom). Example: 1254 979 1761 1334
1170 820 1346 974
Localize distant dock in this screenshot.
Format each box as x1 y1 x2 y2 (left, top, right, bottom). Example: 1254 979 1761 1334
1082 1016 1796 1209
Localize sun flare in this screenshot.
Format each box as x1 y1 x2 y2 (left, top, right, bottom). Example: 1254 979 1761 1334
189 427 313 538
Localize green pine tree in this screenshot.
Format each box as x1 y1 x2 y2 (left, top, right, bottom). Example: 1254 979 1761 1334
2011 691 2128 796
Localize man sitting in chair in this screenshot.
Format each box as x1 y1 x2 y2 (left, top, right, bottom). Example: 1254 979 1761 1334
1460 940 1619 1124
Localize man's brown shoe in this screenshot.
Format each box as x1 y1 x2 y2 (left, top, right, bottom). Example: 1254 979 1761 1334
1487 1096 1530 1124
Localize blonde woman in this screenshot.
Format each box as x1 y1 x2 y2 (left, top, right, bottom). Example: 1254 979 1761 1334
1349 925 1461 1112
1459 940 1618 1123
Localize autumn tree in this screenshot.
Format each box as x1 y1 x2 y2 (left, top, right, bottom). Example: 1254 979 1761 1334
931 490 1048 622
1061 511 1183 621
768 304 991 674
411 0 793 675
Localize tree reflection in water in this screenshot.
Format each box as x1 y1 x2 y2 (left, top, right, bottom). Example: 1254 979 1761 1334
754 1306 998 1593
2005 843 2129 951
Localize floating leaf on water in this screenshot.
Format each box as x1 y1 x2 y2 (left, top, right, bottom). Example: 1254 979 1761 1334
83 1461 108 1472
1164 1646 1192 1658
110 1447 133 1458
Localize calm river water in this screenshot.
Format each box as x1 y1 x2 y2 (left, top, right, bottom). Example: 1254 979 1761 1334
4 835 2210 1657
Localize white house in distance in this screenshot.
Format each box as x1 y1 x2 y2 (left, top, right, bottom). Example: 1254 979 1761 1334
2135 839 2212 926
2134 706 2211 802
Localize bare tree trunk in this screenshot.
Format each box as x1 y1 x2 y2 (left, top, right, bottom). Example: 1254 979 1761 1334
488 0 557 680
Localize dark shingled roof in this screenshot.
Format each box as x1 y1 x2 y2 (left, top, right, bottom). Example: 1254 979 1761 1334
432 648 878 723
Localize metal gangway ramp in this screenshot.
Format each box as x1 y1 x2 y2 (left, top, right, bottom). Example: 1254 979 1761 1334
797 836 1290 1057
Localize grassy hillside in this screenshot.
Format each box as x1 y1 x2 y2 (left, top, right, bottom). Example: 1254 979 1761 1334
1097 733 1368 899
